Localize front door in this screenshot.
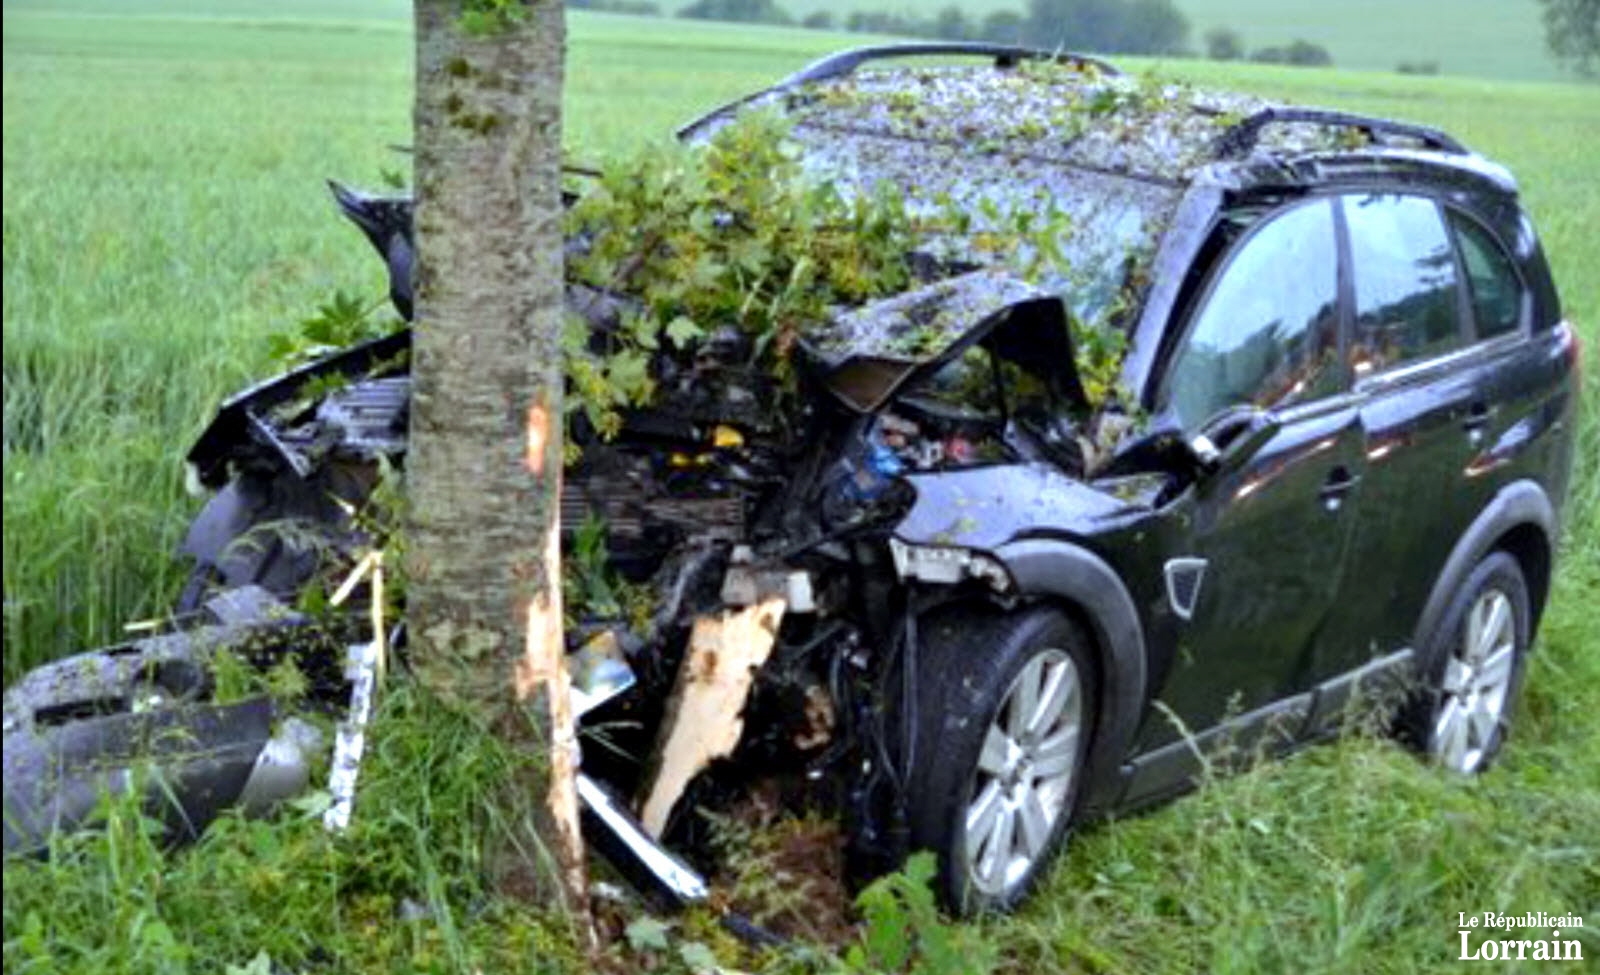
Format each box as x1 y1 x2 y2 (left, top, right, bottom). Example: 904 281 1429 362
1143 197 1365 743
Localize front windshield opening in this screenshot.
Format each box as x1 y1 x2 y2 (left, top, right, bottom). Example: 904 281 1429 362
880 337 1064 474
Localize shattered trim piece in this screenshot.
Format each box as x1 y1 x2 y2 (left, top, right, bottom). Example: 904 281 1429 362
577 773 709 906
324 552 387 833
323 639 379 833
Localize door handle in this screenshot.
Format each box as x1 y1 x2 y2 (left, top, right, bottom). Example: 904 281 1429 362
1319 466 1359 512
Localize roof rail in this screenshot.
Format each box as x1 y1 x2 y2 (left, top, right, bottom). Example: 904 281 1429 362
778 42 1121 87
1214 106 1467 159
677 42 1119 140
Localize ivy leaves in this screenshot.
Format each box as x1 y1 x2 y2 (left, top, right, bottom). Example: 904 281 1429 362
284 107 1147 442
561 109 1146 431
561 112 930 435
268 290 398 364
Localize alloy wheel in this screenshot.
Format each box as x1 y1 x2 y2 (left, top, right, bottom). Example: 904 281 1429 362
1430 586 1517 773
963 647 1083 896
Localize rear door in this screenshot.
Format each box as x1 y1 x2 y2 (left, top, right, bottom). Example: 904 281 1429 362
1306 191 1483 691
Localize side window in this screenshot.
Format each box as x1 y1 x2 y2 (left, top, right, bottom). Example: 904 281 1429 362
1165 199 1341 430
1449 212 1525 339
1344 194 1462 377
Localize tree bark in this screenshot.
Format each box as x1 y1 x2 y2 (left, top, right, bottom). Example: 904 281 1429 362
408 0 584 910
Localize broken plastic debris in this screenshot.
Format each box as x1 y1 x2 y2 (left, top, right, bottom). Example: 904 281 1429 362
569 630 637 717
323 640 379 833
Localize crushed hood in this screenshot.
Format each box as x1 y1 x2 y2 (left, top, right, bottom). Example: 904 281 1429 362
800 269 1089 413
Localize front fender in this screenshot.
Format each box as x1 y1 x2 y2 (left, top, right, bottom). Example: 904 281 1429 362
992 537 1147 817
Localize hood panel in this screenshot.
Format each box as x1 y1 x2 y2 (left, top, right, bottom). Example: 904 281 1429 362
804 270 1088 413
892 463 1133 552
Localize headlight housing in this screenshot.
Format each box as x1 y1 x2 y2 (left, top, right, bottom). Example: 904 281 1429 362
888 538 1012 593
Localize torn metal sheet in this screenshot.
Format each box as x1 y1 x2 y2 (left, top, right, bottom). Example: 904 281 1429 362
324 552 388 833
569 630 638 716
802 270 1086 413
636 597 787 837
322 640 379 833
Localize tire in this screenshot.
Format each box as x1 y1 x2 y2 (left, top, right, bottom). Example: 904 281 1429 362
903 606 1097 915
1402 550 1530 774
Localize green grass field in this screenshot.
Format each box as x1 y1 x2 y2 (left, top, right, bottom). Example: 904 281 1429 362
4 2 1597 972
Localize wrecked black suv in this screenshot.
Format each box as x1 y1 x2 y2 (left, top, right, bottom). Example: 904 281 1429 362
5 45 1579 915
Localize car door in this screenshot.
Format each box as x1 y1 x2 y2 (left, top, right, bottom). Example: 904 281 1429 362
1143 197 1367 743
1305 192 1483 699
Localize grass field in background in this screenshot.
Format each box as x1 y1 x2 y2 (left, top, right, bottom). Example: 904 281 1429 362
4 1 1596 971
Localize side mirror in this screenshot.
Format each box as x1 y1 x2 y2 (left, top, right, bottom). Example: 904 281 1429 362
1095 407 1280 484
1190 406 1280 477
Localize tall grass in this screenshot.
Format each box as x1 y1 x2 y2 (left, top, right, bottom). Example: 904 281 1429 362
2 0 412 679
4 3 1597 971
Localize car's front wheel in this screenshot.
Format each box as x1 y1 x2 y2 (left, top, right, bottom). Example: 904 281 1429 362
1409 550 1530 774
904 607 1097 914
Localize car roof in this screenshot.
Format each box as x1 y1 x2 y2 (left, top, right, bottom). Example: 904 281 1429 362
681 44 1488 194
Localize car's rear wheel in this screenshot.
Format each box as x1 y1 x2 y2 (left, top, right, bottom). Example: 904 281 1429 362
903 606 1096 915
1407 550 1529 774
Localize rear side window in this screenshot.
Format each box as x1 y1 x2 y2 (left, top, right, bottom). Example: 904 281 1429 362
1344 194 1462 377
1449 212 1525 339
1164 199 1341 430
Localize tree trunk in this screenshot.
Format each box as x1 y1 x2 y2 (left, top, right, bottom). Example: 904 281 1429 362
407 0 584 910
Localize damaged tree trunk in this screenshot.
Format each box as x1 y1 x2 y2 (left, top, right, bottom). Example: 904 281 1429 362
407 0 584 910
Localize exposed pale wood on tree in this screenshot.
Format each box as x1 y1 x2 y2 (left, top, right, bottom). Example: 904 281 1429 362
407 0 584 910
636 597 787 838
515 517 584 904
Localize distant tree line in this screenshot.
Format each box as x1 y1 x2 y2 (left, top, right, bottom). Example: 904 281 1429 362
1203 28 1333 67
567 0 664 15
664 0 1190 55
804 7 1029 45
677 0 792 24
567 0 1344 68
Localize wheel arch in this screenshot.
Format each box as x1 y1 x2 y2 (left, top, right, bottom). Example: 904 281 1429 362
1495 521 1552 633
992 538 1147 816
1413 479 1556 670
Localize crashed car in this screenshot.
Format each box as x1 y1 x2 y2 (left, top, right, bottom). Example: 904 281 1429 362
4 43 1579 915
